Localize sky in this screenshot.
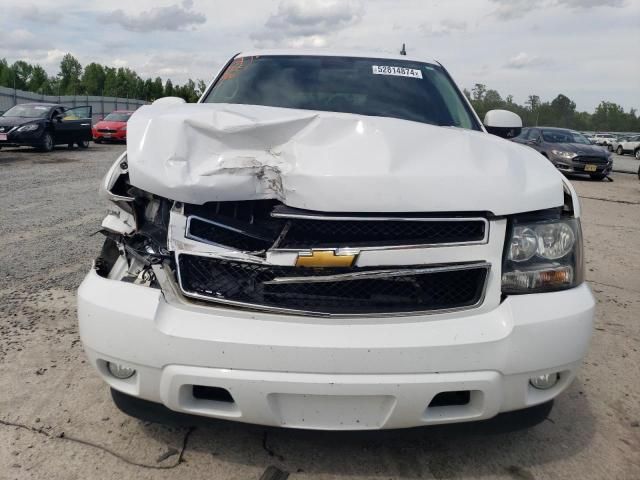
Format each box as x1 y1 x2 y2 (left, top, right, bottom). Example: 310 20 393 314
0 0 638 112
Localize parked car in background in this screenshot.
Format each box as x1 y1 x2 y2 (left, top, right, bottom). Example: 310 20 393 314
92 110 134 143
589 133 616 147
611 134 631 153
513 127 612 180
79 50 594 430
614 134 640 158
0 103 92 151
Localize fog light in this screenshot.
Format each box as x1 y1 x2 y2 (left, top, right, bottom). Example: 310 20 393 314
107 362 136 379
529 373 559 390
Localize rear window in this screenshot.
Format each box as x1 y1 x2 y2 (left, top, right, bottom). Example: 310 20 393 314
203 55 479 130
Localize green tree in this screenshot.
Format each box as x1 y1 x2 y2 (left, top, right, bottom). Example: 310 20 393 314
103 67 118 96
164 79 174 97
150 76 164 100
11 61 33 90
549 94 576 128
472 83 487 102
58 53 83 95
81 63 106 95
27 65 50 93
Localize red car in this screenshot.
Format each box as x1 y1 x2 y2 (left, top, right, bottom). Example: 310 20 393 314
92 110 134 143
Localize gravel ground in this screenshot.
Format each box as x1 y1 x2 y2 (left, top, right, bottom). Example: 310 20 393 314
0 143 639 480
611 152 639 174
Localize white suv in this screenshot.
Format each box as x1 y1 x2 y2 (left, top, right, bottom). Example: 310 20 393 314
589 133 617 147
614 134 640 158
78 50 594 430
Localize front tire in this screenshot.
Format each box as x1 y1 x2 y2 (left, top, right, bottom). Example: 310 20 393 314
635 149 640 160
617 146 623 155
39 132 54 152
78 139 90 149
607 144 613 152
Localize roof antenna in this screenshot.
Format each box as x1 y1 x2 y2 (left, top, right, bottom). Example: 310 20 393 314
400 43 407 56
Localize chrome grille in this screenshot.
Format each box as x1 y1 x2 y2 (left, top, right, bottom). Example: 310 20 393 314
176 254 490 316
185 202 488 252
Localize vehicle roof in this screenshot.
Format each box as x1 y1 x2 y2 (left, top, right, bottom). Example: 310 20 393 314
529 126 577 132
15 103 61 108
236 49 439 65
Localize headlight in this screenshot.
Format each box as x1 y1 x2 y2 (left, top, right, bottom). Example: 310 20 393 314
120 124 127 131
17 123 39 132
502 216 583 293
551 150 577 159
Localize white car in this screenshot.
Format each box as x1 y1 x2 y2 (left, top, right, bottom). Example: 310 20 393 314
589 133 617 147
614 134 640 158
78 50 595 430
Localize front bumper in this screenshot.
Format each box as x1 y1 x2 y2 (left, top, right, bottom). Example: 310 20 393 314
0 128 44 147
93 129 126 141
552 157 612 174
78 269 594 429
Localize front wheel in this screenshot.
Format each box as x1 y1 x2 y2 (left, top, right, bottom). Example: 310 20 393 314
635 149 640 160
39 132 54 152
607 144 613 152
78 139 90 149
590 173 607 181
617 146 623 155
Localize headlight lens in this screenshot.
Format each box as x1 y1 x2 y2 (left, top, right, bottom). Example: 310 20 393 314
503 216 583 293
534 222 575 259
17 123 39 132
551 150 577 159
509 226 538 262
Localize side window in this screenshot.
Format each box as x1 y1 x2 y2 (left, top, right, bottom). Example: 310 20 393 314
62 108 79 121
527 129 540 141
516 128 529 139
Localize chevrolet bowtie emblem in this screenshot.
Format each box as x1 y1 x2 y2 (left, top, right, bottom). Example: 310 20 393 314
295 250 357 268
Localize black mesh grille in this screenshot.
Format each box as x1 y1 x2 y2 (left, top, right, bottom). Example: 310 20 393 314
279 219 485 248
574 156 608 164
185 207 486 251
188 218 274 251
177 254 488 315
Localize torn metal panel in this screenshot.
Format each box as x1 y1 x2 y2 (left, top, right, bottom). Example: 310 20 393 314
126 103 564 215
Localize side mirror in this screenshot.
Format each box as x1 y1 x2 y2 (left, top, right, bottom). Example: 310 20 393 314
483 109 522 139
55 114 64 122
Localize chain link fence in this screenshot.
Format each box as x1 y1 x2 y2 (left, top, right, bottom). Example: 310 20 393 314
0 86 149 123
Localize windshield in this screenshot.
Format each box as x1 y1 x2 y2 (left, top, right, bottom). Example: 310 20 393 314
542 129 591 144
104 113 132 122
2 105 50 118
203 55 479 130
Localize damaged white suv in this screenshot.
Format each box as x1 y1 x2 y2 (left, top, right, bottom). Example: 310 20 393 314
78 51 595 430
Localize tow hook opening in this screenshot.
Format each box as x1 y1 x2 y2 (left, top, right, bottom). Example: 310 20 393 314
192 385 235 404
428 390 472 408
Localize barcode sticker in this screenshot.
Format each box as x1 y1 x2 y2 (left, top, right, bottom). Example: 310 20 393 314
372 65 423 79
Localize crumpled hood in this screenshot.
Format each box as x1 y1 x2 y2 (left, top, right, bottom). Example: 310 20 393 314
126 103 563 215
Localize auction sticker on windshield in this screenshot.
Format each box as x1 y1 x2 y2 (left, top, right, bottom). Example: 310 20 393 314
372 65 423 79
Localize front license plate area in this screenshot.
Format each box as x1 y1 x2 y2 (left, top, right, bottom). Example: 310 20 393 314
0 133 7 141
585 164 597 172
